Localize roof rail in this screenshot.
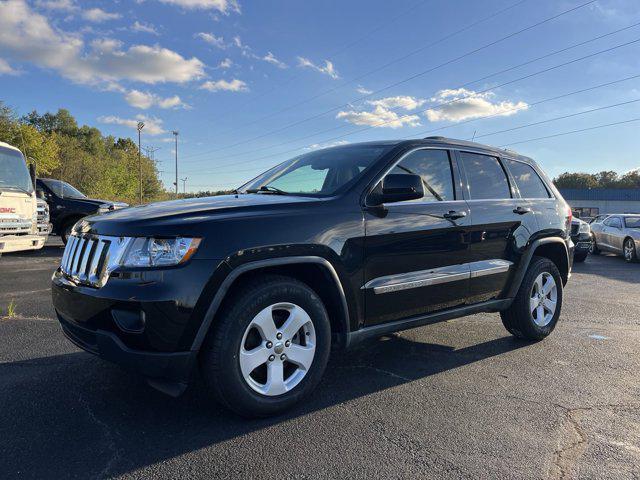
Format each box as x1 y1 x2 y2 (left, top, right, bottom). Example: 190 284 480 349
423 136 446 140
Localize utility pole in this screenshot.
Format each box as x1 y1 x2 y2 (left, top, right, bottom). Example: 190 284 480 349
181 177 188 194
137 122 144 204
172 130 179 196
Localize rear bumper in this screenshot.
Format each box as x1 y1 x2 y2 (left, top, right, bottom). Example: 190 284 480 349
57 311 196 385
0 234 45 253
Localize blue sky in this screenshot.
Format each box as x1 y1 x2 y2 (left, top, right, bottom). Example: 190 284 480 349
0 0 639 192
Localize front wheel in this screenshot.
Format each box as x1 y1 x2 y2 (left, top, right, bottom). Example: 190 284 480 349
574 251 588 263
200 275 331 417
61 223 74 244
501 256 563 341
624 238 637 263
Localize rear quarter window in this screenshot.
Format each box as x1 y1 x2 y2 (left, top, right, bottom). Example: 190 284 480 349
505 159 551 199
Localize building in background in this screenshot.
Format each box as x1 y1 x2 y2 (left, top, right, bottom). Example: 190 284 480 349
559 189 640 219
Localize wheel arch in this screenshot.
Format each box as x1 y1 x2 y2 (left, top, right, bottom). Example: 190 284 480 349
506 237 570 298
190 256 352 352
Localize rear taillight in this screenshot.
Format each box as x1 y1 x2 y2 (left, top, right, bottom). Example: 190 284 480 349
566 205 572 233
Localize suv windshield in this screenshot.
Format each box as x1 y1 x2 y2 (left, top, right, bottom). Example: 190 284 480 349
239 144 394 196
42 179 86 199
624 217 640 228
0 146 33 194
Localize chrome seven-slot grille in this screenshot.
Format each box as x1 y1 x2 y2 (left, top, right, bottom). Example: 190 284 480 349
60 234 130 287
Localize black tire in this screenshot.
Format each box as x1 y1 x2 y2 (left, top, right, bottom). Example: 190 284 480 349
623 238 637 263
574 252 588 263
591 239 600 255
501 256 563 341
199 274 331 418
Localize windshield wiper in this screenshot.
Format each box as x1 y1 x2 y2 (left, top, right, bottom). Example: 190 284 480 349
246 185 288 195
0 185 33 196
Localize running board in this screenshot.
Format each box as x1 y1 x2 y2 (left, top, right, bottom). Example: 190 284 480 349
345 299 511 348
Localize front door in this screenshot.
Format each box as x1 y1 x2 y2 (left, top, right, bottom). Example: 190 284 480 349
363 148 472 326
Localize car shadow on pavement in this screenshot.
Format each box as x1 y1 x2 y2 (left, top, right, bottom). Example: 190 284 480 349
0 333 529 479
571 253 639 285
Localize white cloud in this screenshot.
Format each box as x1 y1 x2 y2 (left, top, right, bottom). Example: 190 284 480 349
82 7 121 23
356 85 372 95
262 51 287 69
35 0 76 11
369 96 426 111
217 58 232 69
337 106 420 129
98 114 166 135
199 78 248 92
132 21 159 35
157 0 240 14
304 140 349 151
0 1 205 85
124 89 188 109
297 56 339 79
0 59 19 75
195 32 226 49
336 95 425 129
425 88 529 122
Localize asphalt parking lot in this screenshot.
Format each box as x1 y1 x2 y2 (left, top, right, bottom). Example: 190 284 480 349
1 238 639 479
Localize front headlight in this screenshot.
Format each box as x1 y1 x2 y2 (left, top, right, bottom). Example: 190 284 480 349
120 237 201 267
578 222 590 234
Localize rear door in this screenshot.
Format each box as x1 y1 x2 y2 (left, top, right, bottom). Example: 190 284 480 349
363 147 472 326
456 151 538 303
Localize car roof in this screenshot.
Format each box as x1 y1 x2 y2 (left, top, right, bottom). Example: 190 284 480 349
347 137 534 164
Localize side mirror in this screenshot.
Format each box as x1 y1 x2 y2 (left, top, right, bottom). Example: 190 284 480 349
369 174 424 205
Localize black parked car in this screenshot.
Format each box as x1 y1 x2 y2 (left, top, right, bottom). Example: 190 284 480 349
570 218 592 262
36 178 128 243
52 137 574 417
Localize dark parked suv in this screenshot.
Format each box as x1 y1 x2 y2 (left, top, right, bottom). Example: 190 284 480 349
36 178 128 243
52 137 574 417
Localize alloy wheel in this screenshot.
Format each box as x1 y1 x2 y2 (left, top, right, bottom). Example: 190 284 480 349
624 239 635 261
239 302 316 396
530 272 557 327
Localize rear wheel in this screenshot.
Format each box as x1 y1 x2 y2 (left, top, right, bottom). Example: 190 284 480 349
623 238 637 263
200 275 331 418
501 257 563 341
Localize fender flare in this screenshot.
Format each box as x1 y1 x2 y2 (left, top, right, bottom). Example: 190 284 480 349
506 237 570 299
190 256 351 352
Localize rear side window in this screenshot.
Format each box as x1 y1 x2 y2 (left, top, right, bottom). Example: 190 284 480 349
459 152 510 200
388 149 454 202
505 159 550 199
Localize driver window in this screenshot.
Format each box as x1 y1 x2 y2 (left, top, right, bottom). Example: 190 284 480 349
604 217 621 228
388 149 454 202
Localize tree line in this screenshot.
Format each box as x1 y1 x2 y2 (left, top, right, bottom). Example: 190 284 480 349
0 102 165 204
553 170 640 190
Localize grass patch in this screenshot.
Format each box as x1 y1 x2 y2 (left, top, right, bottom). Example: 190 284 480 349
5 300 17 318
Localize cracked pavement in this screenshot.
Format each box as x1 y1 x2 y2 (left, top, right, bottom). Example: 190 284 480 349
0 238 639 479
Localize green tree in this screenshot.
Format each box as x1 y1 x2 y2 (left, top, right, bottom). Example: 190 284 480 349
553 172 599 189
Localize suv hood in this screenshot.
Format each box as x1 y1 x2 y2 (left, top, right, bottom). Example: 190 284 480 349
79 193 323 236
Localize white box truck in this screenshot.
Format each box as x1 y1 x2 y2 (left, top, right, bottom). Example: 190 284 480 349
0 141 46 256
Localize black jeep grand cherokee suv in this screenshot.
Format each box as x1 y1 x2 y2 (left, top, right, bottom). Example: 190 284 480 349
52 137 573 417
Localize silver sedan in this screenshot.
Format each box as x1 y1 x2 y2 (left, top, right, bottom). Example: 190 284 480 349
590 214 640 262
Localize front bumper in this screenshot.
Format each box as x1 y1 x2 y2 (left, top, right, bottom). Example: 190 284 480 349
51 258 220 386
58 311 196 385
571 233 592 252
0 234 45 253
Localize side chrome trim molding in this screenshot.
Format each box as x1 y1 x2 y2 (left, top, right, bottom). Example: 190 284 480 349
363 259 512 295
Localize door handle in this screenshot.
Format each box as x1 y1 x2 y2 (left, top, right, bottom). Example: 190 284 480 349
443 210 467 220
513 206 531 215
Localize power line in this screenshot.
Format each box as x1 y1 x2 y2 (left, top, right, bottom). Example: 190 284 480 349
182 23 640 168
500 117 640 147
184 116 640 191
181 38 640 174
215 0 531 136
183 0 596 160
471 98 640 140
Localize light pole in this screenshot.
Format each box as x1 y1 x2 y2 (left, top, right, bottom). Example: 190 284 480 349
172 130 179 196
181 177 188 194
137 121 144 204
